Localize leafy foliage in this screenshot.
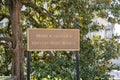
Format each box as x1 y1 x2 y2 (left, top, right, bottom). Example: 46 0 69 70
0 0 120 80
0 46 11 76
30 51 75 80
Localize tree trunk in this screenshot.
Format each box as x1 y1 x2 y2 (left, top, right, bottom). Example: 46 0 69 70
9 0 24 80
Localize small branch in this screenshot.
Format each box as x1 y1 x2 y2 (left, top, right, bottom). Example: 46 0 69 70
22 11 40 26
0 37 12 42
0 16 5 21
21 0 54 19
46 51 54 57
7 21 12 36
22 0 45 14
21 1 57 28
0 42 13 50
0 14 10 21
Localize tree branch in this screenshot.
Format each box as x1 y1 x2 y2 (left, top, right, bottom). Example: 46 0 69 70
0 16 5 21
0 37 12 42
0 42 13 50
22 1 45 14
6 21 12 36
22 11 40 27
21 0 54 18
0 13 10 21
45 51 54 57
21 1 58 28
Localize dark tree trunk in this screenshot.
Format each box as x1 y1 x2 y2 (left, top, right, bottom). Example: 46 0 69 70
8 0 24 80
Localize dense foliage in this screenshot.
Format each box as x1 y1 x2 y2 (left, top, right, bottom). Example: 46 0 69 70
0 0 120 80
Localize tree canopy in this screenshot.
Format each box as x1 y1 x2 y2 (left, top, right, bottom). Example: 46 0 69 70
0 0 120 80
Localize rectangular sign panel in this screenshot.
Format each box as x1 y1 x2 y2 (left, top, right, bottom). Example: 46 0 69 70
27 29 80 51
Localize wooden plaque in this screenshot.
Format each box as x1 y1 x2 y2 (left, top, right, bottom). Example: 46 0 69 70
27 29 80 51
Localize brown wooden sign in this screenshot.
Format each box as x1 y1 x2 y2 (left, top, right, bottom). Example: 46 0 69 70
27 29 80 51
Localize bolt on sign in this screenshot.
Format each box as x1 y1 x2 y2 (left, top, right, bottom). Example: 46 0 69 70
27 29 80 51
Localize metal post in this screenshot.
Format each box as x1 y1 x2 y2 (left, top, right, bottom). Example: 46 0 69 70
75 51 80 80
75 18 80 80
26 21 31 80
27 51 30 80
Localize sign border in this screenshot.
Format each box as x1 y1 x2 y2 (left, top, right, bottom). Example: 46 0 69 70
27 28 80 51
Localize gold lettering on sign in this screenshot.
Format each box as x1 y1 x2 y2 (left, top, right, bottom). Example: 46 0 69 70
62 41 73 45
52 34 72 38
36 34 48 38
32 42 49 45
35 34 73 38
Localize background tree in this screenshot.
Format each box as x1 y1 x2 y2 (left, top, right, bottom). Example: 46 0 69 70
0 0 120 80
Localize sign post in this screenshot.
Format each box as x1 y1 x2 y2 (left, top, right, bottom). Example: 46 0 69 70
27 28 80 80
75 51 80 80
27 51 30 80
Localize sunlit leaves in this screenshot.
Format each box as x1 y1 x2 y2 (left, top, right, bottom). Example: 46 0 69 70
31 51 75 79
97 10 108 18
80 36 119 79
0 0 120 79
0 46 11 75
108 17 116 23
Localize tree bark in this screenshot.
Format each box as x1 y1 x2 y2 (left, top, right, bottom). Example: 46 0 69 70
9 0 24 80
